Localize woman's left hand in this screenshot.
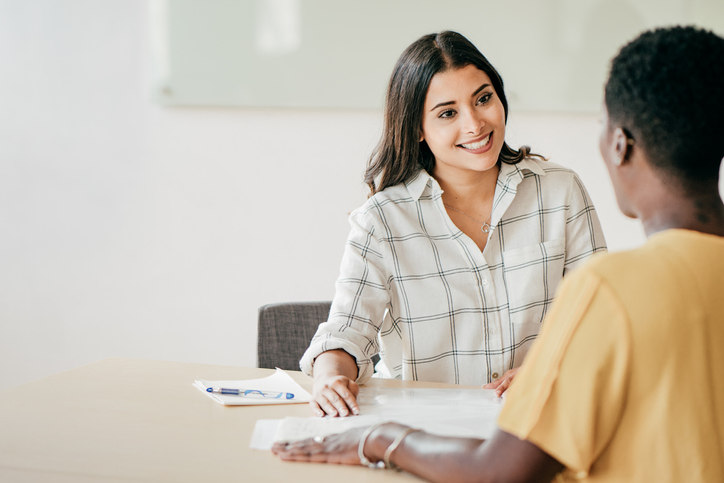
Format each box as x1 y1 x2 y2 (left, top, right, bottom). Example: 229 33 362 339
271 427 365 464
483 368 519 397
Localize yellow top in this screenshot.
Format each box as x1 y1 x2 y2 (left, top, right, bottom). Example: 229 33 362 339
498 229 724 482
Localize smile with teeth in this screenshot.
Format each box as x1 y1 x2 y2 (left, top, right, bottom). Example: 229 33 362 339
459 132 492 150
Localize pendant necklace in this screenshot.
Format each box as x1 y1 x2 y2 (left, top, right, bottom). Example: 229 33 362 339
443 202 493 233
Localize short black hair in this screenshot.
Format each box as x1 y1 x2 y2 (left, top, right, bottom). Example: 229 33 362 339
604 25 724 187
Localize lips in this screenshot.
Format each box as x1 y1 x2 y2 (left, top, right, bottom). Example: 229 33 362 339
458 132 492 151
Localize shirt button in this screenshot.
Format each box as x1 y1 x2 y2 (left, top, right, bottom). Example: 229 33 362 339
492 372 499 379
482 279 489 288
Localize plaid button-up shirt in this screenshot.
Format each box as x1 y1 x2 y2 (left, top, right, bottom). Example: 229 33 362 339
301 158 607 385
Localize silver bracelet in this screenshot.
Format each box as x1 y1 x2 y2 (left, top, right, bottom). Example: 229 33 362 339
383 427 421 470
357 422 387 469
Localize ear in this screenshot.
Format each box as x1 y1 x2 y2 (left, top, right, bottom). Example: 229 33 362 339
612 128 633 166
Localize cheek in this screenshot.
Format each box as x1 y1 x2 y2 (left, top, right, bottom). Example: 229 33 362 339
423 125 453 147
498 104 507 123
494 108 506 140
420 118 437 144
491 103 507 139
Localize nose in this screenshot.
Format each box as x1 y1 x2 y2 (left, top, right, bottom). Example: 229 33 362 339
461 106 485 135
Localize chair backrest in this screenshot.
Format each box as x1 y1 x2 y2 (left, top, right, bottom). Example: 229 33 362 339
257 301 331 370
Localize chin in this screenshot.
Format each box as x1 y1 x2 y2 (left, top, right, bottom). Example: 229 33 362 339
468 157 499 172
617 203 637 219
613 192 637 219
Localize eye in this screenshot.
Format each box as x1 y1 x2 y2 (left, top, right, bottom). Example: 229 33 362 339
476 92 493 105
438 109 456 119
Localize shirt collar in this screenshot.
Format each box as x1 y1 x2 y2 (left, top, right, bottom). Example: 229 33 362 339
500 156 546 179
406 169 438 201
405 157 545 201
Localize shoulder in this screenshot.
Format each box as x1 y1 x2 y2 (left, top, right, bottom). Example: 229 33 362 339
518 157 581 184
583 230 723 285
518 159 600 213
559 234 687 309
370 181 417 205
565 248 648 293
348 186 414 237
556 230 724 358
500 158 584 195
351 188 407 223
582 234 681 279
353 170 431 218
502 158 595 212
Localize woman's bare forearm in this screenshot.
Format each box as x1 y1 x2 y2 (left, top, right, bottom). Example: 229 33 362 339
312 349 358 380
364 423 562 483
364 423 488 482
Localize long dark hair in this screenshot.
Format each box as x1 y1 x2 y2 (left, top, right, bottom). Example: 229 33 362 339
365 31 543 195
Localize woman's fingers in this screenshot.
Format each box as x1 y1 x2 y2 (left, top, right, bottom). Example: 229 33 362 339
309 400 325 417
495 376 512 396
483 368 519 395
333 379 360 415
312 376 360 417
321 384 359 416
483 378 502 389
311 388 350 417
494 368 519 396
272 428 364 465
321 386 348 416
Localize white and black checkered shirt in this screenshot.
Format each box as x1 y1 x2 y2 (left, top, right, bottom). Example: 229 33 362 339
301 158 607 385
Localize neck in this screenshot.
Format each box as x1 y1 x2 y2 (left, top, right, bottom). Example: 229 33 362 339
638 180 724 238
434 165 499 206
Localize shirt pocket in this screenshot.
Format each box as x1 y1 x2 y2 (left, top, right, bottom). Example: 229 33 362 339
502 238 566 332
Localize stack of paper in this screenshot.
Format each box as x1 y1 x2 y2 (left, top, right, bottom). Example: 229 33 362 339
250 386 504 449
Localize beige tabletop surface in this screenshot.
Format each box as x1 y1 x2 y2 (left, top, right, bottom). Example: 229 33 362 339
0 358 462 482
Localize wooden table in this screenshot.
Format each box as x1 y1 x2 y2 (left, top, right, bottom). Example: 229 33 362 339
0 358 441 482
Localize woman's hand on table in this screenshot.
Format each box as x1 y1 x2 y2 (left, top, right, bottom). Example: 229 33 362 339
273 420 565 481
312 374 360 417
483 368 519 397
310 349 361 417
272 426 365 464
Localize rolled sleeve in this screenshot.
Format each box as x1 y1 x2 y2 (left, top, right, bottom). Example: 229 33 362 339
300 206 390 383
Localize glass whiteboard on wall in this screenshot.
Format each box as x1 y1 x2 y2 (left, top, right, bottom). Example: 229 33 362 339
150 0 723 113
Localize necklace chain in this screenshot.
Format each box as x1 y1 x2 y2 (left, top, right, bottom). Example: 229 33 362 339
443 202 492 233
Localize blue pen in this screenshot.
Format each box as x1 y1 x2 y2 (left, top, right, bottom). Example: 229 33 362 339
206 387 294 399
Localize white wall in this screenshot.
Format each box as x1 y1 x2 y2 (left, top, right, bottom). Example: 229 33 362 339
1 1 720 390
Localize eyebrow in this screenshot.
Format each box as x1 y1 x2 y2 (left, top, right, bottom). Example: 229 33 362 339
429 83 492 111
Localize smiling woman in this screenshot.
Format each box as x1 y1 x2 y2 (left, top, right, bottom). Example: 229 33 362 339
423 66 505 177
299 31 607 418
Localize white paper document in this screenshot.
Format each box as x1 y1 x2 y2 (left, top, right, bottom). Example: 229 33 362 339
250 385 504 449
194 368 312 406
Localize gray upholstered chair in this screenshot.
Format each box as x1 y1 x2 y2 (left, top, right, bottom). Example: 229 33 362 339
257 301 332 370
